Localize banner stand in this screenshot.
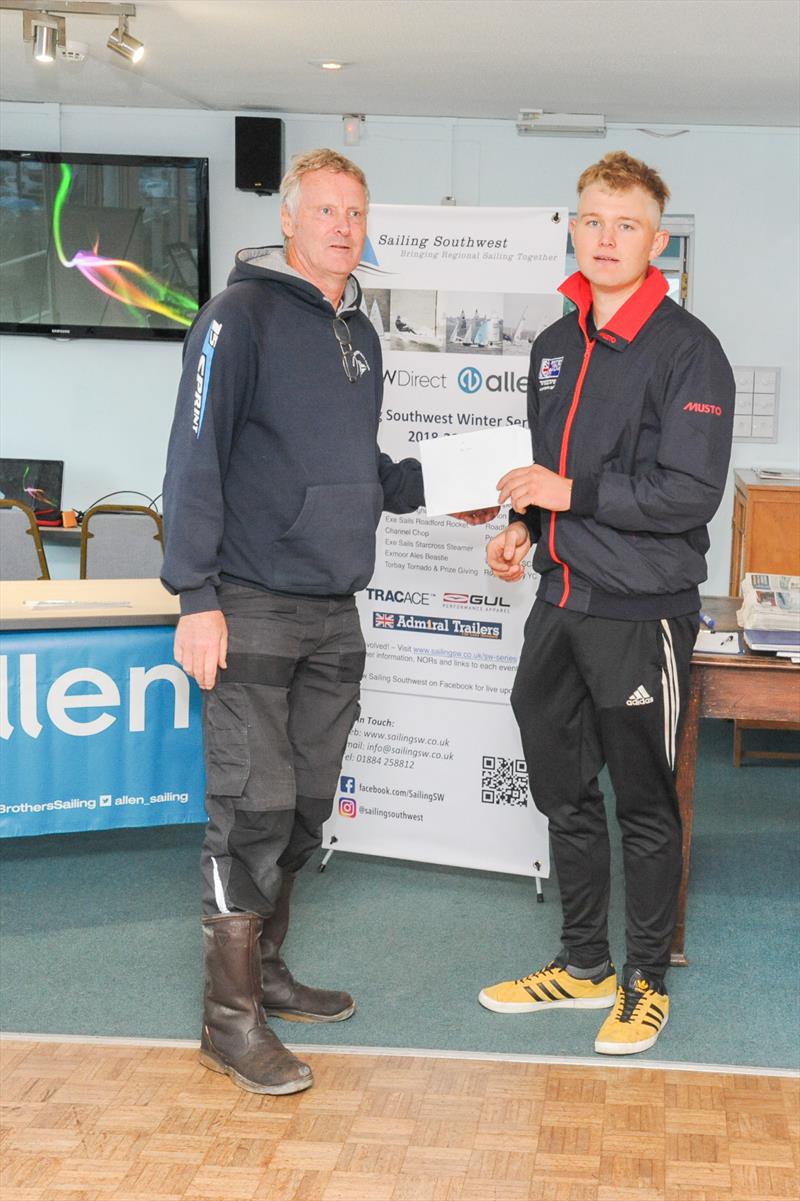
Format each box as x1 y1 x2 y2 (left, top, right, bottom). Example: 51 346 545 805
317 201 566 883
318 829 546 902
320 203 567 883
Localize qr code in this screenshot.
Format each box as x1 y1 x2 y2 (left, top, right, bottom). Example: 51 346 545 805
481 755 529 806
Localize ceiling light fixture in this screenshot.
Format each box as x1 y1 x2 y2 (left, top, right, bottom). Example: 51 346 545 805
19 10 65 62
107 14 143 62
33 16 57 61
6 1 144 66
342 114 363 146
516 110 606 138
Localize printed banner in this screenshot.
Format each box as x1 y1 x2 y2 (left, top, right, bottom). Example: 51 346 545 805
0 626 205 837
323 204 568 877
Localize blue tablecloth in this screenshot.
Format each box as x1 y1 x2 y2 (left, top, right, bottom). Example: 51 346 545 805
1 625 205 836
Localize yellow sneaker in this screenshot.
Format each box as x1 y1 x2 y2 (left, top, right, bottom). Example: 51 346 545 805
594 969 669 1055
479 958 617 1014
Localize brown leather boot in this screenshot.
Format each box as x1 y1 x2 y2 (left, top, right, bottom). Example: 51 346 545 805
199 912 313 1094
260 874 356 1023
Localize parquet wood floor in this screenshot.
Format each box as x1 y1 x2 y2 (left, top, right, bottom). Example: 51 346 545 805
1 1037 798 1201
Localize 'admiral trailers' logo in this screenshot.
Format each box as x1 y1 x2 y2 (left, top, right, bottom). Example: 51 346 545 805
373 612 502 639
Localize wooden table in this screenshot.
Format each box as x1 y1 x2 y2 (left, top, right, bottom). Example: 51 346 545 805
0 577 180 630
671 596 800 964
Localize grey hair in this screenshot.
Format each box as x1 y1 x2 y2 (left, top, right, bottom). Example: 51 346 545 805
280 148 369 221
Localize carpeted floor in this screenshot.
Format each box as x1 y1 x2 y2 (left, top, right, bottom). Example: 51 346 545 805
1 719 798 1069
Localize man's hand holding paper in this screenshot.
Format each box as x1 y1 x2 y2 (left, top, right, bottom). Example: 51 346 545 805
498 463 573 513
419 426 533 517
450 506 501 525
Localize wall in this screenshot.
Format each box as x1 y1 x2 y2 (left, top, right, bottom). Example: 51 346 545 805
1 101 798 588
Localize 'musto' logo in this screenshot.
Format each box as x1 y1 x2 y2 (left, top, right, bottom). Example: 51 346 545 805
458 366 482 394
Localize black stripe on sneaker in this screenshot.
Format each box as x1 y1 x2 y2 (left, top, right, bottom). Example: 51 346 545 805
641 1019 661 1031
536 984 558 1001
650 1003 665 1019
524 986 545 1002
550 980 575 1000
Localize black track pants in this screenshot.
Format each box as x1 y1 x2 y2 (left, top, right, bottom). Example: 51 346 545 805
511 601 698 979
200 583 365 918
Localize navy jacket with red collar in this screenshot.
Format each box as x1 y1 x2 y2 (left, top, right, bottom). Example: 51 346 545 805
515 267 734 620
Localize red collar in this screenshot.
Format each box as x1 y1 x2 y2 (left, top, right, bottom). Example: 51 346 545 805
559 267 669 351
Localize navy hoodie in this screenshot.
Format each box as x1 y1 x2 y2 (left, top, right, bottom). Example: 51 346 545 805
161 248 424 614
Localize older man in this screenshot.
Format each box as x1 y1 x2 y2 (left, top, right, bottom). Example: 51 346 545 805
162 150 428 1094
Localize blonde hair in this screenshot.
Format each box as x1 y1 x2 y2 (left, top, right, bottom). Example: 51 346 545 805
577 151 670 217
280 149 369 218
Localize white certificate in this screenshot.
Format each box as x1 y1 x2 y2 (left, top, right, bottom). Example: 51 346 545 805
419 426 533 516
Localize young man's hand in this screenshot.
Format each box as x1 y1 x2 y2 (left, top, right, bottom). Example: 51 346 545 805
498 465 572 512
486 522 531 582
449 507 501 525
174 611 228 690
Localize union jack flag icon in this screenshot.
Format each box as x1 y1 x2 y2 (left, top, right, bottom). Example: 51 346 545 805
374 613 395 628
539 356 564 379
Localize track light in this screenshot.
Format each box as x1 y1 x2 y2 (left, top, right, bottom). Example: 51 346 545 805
23 11 64 63
107 15 144 62
33 18 57 62
12 3 144 67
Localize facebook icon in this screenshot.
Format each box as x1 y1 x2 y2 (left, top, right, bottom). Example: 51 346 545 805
340 776 356 795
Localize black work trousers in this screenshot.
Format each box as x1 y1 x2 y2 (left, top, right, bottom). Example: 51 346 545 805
200 583 365 918
511 601 697 980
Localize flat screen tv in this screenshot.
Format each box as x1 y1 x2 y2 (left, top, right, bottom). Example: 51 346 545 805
0 150 210 341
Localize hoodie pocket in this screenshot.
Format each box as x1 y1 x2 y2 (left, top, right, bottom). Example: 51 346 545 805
271 483 383 594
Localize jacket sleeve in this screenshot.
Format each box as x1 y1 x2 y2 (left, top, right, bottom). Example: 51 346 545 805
509 345 543 543
379 452 425 513
369 335 426 512
570 333 734 534
161 299 255 614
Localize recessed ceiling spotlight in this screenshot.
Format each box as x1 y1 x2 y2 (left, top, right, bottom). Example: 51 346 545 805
308 60 349 71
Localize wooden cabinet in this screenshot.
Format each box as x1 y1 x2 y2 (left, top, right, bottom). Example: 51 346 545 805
729 469 800 595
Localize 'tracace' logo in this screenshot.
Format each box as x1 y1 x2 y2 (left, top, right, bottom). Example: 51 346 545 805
683 402 722 416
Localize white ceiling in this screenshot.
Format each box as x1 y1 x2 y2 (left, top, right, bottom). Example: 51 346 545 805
1 0 799 127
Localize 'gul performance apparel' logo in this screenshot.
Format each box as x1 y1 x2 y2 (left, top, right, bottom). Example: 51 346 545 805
539 356 563 380
683 402 723 416
192 319 222 436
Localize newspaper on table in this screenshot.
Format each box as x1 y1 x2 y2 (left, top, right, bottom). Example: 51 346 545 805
736 573 800 631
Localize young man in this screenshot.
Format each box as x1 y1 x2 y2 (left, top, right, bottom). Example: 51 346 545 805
479 152 734 1054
